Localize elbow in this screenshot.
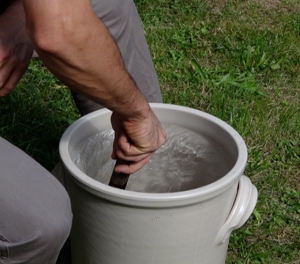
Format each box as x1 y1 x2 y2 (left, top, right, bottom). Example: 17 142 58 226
26 22 65 55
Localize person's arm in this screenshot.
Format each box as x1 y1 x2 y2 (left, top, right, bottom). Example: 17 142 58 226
23 0 147 118
22 0 166 174
0 0 33 97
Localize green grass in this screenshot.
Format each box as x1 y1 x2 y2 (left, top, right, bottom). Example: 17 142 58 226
1 0 299 263
137 0 300 263
0 60 80 170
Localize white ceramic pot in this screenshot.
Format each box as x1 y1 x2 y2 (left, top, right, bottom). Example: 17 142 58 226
59 103 257 264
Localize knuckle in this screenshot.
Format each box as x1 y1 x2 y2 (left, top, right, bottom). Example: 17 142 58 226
115 147 128 159
0 91 7 97
6 84 15 92
0 50 9 65
0 80 3 87
121 148 131 157
0 84 15 97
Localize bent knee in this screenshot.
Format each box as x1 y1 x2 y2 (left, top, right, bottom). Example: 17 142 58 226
1 202 72 263
38 206 72 246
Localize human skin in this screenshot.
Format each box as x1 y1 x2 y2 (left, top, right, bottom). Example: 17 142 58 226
0 0 166 174
0 1 33 96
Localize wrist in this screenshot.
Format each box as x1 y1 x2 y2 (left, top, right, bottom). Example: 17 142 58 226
103 71 151 122
118 96 151 123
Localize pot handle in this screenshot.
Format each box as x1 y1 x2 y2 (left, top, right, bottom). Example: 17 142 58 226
216 175 258 245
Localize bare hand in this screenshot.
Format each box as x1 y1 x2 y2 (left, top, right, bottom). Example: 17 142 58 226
111 108 167 174
0 1 33 97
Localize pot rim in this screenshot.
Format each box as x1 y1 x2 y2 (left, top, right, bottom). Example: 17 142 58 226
59 103 248 206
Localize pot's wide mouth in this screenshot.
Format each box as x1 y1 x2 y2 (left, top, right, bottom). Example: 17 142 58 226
59 103 247 206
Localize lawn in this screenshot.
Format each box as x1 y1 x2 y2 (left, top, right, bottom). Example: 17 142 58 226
0 0 299 263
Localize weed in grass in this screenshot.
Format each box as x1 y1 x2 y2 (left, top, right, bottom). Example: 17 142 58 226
137 0 300 263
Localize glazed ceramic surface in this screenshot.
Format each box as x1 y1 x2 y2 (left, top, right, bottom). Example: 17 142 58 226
59 103 257 264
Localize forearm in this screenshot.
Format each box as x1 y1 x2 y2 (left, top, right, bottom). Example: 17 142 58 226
22 0 150 120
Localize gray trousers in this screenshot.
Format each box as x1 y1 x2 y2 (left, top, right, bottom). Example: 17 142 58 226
1 0 161 263
0 137 73 264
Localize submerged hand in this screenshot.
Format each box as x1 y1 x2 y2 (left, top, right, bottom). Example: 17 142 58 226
111 107 167 174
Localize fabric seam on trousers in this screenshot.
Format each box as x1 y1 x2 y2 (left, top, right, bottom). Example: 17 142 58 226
0 233 10 263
